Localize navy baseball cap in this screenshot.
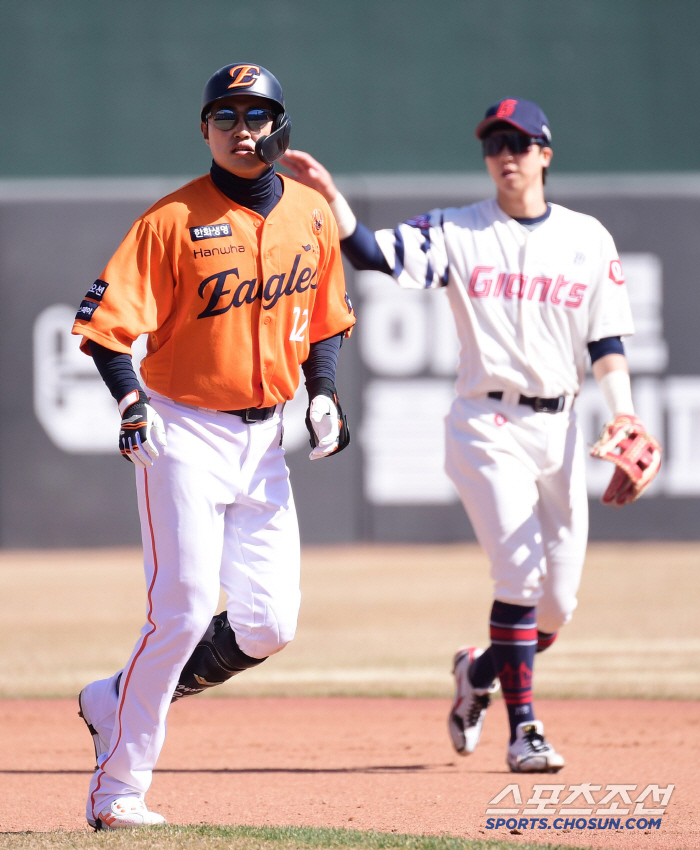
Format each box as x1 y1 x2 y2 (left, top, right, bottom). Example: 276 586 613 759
475 98 552 145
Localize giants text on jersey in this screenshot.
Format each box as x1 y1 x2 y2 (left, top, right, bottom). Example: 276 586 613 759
374 199 633 399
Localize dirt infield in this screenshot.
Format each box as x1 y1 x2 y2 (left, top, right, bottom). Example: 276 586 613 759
1 543 699 700
1 697 697 848
1 544 698 846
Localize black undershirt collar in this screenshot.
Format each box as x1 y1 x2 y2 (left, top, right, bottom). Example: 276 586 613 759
209 160 283 218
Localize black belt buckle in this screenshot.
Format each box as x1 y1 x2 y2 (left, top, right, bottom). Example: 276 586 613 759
245 405 275 422
532 396 565 414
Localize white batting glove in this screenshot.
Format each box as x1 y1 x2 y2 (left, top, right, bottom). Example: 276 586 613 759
307 395 341 460
118 390 167 468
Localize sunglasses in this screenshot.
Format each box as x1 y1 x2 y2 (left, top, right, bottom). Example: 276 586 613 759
207 107 275 132
482 132 546 157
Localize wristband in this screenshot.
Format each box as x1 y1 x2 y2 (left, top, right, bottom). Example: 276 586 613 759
118 389 142 416
306 376 337 402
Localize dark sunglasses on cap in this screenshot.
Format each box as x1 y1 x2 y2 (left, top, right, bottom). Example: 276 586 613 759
207 107 275 132
482 131 547 157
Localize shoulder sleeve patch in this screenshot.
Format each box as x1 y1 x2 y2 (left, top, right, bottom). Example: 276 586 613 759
75 300 100 322
609 259 625 285
85 279 109 301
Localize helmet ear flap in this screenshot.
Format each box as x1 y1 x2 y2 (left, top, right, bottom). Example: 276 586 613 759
255 113 292 165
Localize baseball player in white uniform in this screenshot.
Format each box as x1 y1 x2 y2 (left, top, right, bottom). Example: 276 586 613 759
282 97 660 772
72 63 354 829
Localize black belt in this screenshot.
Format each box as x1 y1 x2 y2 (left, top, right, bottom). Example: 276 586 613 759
487 391 565 414
221 405 277 422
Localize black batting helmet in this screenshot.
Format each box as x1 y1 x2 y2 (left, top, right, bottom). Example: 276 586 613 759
201 64 291 165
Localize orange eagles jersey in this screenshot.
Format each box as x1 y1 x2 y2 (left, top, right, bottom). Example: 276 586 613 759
72 174 355 411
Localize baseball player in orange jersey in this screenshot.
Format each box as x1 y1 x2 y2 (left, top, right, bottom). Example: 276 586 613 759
72 64 354 830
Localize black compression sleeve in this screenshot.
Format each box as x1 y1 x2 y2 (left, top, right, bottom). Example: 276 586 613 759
340 221 392 274
588 336 625 363
88 340 141 403
302 333 343 399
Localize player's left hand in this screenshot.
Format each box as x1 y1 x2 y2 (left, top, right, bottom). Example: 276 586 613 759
305 392 350 460
590 413 661 506
119 390 167 468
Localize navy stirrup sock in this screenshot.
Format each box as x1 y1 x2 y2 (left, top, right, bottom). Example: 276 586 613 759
488 600 537 742
469 647 497 689
470 621 555 684
537 630 558 653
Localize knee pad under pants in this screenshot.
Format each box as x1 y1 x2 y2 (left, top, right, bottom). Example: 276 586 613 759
172 611 266 701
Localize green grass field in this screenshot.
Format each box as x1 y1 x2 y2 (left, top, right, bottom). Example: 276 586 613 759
0 826 590 850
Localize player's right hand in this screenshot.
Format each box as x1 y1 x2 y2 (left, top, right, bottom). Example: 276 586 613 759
279 150 337 202
118 390 167 468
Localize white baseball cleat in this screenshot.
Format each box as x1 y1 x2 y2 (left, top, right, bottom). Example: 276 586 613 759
87 797 167 830
507 720 565 773
448 646 500 755
78 673 120 768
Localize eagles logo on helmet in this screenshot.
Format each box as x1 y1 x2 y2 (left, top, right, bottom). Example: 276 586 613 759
226 64 261 89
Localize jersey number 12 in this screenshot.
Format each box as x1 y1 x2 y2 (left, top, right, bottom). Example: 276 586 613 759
289 307 308 342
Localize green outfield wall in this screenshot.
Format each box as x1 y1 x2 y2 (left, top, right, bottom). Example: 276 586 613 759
0 0 697 178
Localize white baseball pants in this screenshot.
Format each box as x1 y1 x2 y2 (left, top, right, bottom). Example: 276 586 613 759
445 393 588 633
88 393 301 820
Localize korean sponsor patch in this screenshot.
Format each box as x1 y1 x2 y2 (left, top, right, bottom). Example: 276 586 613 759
75 300 100 322
85 279 109 301
189 223 233 242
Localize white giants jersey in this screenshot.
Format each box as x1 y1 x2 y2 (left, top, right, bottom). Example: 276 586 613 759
374 199 634 399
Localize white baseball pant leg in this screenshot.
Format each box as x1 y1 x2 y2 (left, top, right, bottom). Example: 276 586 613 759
445 395 588 632
87 395 300 820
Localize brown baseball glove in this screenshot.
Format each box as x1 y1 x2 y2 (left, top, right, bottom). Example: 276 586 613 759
590 414 662 507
